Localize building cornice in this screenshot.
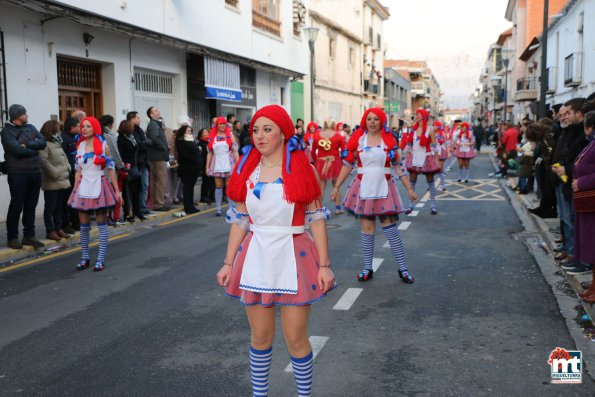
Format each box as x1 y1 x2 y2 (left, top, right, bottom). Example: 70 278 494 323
5 0 304 78
505 0 516 22
309 10 363 44
364 0 390 20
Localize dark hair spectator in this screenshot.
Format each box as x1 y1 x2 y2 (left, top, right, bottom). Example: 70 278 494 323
585 110 595 130
40 120 61 141
175 125 202 214
99 115 115 130
146 107 154 119
117 119 134 136
63 117 80 134
581 99 595 115
564 98 586 114
126 111 139 121
227 113 235 122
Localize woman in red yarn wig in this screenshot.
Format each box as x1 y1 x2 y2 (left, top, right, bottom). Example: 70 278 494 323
68 117 120 272
206 116 239 216
217 105 335 397
453 122 477 182
331 108 418 284
402 108 441 214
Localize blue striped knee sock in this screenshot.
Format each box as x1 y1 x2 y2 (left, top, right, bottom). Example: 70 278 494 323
291 351 313 397
408 180 417 209
250 346 272 397
459 167 464 180
97 222 109 263
79 223 91 260
439 172 446 189
361 232 374 275
215 188 223 211
428 179 437 209
382 224 410 277
465 167 471 180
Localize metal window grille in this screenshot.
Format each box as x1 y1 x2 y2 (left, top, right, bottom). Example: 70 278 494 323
134 71 173 95
58 58 101 89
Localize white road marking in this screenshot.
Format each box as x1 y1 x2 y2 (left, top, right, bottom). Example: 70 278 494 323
285 336 330 372
333 288 363 311
382 241 390 248
420 192 430 202
372 258 384 271
398 221 412 231
415 203 425 208
408 211 419 217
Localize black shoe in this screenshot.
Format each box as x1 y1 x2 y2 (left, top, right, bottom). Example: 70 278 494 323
431 208 438 215
76 259 90 271
126 215 135 223
93 262 105 272
63 225 76 235
22 237 45 249
153 206 171 212
134 213 147 221
185 207 201 214
7 239 23 249
398 270 414 284
357 269 373 281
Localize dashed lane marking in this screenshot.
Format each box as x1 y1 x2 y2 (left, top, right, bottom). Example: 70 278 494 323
285 336 330 372
415 203 425 208
420 191 430 202
398 221 412 231
408 211 419 217
333 288 363 311
372 258 384 271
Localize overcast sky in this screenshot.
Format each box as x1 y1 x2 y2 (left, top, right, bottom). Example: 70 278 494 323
383 0 512 109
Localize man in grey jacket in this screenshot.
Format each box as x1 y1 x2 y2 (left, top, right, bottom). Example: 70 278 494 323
1 104 47 249
145 106 170 211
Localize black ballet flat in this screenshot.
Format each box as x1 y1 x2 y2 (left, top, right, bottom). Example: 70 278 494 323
357 269 374 281
76 259 90 271
398 270 414 284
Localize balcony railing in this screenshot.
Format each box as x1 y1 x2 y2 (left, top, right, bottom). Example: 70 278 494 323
514 77 537 102
547 66 557 94
564 52 583 87
225 0 239 7
252 9 281 36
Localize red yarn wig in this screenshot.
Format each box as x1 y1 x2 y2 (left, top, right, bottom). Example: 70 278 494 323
227 105 320 205
77 116 106 169
208 116 233 151
344 108 398 164
412 109 430 133
460 122 471 140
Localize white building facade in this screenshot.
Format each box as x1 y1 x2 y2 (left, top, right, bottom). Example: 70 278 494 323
0 0 309 222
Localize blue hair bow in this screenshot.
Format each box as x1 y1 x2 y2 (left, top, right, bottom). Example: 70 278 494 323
236 144 253 175
387 146 398 162
285 136 304 174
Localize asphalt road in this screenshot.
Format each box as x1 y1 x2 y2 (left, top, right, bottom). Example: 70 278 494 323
1 153 593 396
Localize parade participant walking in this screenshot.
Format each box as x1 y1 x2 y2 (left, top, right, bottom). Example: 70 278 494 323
435 121 449 191
68 117 120 272
206 117 239 216
454 122 477 183
313 120 346 214
331 107 418 284
304 122 318 164
217 104 335 397
403 109 441 214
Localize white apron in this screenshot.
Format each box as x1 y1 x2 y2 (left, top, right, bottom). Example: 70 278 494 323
412 133 428 167
458 133 471 152
358 135 389 199
213 139 232 173
77 141 103 199
239 166 301 294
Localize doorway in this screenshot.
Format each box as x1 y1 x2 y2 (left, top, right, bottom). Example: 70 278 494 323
57 56 102 121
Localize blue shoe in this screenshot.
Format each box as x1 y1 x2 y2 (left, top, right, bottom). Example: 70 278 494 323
566 262 592 276
76 259 90 271
93 262 105 272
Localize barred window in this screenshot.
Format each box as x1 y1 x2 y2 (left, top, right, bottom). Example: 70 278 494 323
134 70 173 95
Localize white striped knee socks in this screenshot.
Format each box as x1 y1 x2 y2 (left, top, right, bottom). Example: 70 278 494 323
382 224 410 277
79 223 91 260
250 346 272 397
97 222 109 263
215 188 223 211
291 351 313 397
428 179 437 210
361 232 374 276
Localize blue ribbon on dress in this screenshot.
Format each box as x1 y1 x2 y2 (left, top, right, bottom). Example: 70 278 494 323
387 146 398 162
236 144 253 175
82 152 94 164
285 136 304 174
253 177 283 199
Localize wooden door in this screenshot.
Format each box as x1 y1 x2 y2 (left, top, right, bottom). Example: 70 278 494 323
57 57 102 122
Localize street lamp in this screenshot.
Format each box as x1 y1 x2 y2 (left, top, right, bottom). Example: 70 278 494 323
490 75 503 124
501 48 513 122
538 0 549 119
303 26 319 122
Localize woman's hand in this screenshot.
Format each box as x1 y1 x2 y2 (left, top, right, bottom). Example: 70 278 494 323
408 189 418 203
216 263 233 287
572 179 579 192
329 187 340 201
552 165 566 177
318 267 335 293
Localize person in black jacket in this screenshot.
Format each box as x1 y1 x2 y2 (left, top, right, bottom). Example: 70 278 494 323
551 98 588 268
0 104 47 249
117 120 145 222
127 111 152 215
197 128 215 204
175 125 202 214
61 117 81 233
145 107 170 211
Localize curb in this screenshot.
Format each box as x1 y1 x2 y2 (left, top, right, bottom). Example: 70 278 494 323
0 203 217 269
488 153 595 323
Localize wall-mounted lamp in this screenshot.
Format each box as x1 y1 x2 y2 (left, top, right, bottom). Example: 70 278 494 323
47 42 54 57
83 33 95 46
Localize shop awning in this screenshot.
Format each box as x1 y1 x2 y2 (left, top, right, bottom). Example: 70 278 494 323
204 56 242 102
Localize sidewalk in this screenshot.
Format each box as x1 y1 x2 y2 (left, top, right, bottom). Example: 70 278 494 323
0 184 218 269
488 152 595 326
